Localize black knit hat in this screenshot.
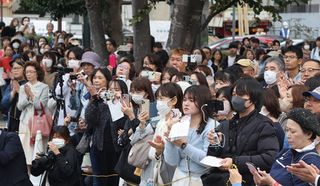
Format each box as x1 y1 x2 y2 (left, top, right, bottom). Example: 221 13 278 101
286 108 320 136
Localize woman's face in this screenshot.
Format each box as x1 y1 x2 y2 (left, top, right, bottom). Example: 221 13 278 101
109 81 122 100
183 93 200 115
246 51 254 61
161 72 171 84
25 66 38 82
215 80 230 90
214 51 222 61
44 44 51 52
4 46 13 56
116 62 130 79
190 74 199 85
157 92 175 110
11 63 24 80
22 18 30 25
67 51 77 60
143 57 156 71
93 70 108 90
131 89 147 99
2 39 10 48
82 63 94 76
286 119 312 149
13 19 19 27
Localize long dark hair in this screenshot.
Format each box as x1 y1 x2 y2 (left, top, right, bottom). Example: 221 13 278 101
184 85 211 134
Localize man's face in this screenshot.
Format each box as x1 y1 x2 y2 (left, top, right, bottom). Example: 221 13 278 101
301 61 320 81
272 43 280 51
284 51 301 71
169 54 185 72
304 96 320 114
229 48 237 56
242 66 255 77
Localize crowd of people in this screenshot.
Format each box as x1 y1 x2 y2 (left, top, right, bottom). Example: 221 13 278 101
2 17 320 186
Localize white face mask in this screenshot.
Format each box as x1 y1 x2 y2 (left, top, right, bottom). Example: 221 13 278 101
217 100 231 116
58 38 64 43
259 106 270 116
131 94 144 105
304 45 310 50
156 100 171 117
68 59 80 69
12 42 19 49
51 138 65 148
264 70 277 85
42 58 53 68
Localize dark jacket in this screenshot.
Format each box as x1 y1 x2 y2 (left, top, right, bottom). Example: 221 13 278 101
220 55 241 70
0 130 32 186
1 80 27 132
212 110 279 186
85 98 119 185
270 148 320 186
31 143 81 186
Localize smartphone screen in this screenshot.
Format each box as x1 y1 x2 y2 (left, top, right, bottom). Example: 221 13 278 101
246 162 257 173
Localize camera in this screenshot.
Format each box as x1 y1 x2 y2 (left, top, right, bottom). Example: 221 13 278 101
52 66 73 74
99 90 115 102
32 152 55 170
205 100 224 114
117 135 125 147
182 54 202 63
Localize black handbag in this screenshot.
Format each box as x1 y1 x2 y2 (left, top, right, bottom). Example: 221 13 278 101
114 143 140 185
201 168 230 186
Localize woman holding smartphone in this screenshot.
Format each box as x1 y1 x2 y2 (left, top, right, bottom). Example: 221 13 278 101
164 85 216 185
130 82 183 185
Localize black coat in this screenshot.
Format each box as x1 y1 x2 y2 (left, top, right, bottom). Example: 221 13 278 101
0 130 32 186
31 143 81 186
220 55 241 70
212 110 279 186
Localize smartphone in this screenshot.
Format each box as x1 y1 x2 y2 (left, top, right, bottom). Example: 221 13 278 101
246 162 258 173
140 99 150 114
122 94 131 106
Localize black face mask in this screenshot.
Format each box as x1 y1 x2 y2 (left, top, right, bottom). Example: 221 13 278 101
231 96 247 113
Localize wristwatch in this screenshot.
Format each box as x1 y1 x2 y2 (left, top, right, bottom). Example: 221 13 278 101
180 143 187 150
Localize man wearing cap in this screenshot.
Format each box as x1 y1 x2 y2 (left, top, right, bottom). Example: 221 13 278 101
1 58 26 132
311 37 320 61
303 86 320 119
235 59 256 77
73 51 101 119
221 41 241 70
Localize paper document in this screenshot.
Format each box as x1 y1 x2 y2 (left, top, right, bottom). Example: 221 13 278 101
107 100 124 122
200 156 223 167
169 115 190 141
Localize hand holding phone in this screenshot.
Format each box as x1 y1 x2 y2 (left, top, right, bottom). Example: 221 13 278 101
140 99 150 118
246 162 258 174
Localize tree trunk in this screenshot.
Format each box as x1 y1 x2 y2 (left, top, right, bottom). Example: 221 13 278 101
132 0 151 72
166 0 205 52
85 0 108 65
104 0 123 46
58 17 62 32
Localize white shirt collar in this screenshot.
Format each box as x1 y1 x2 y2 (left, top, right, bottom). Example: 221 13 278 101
294 142 315 152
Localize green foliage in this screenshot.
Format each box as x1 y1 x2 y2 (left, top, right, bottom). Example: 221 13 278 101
129 0 159 25
210 0 309 22
18 0 86 20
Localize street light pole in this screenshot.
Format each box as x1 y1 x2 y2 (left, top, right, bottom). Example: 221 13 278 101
232 5 236 41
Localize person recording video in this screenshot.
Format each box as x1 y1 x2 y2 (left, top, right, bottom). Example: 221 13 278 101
31 126 81 186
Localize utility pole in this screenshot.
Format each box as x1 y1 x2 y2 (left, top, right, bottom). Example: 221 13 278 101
232 5 236 41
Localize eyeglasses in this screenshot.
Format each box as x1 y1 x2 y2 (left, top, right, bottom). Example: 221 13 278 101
300 68 320 74
284 55 297 60
170 57 182 62
25 70 37 74
118 64 129 70
12 67 23 70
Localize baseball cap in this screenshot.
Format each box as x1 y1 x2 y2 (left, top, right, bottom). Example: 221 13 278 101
303 86 320 100
236 59 255 69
